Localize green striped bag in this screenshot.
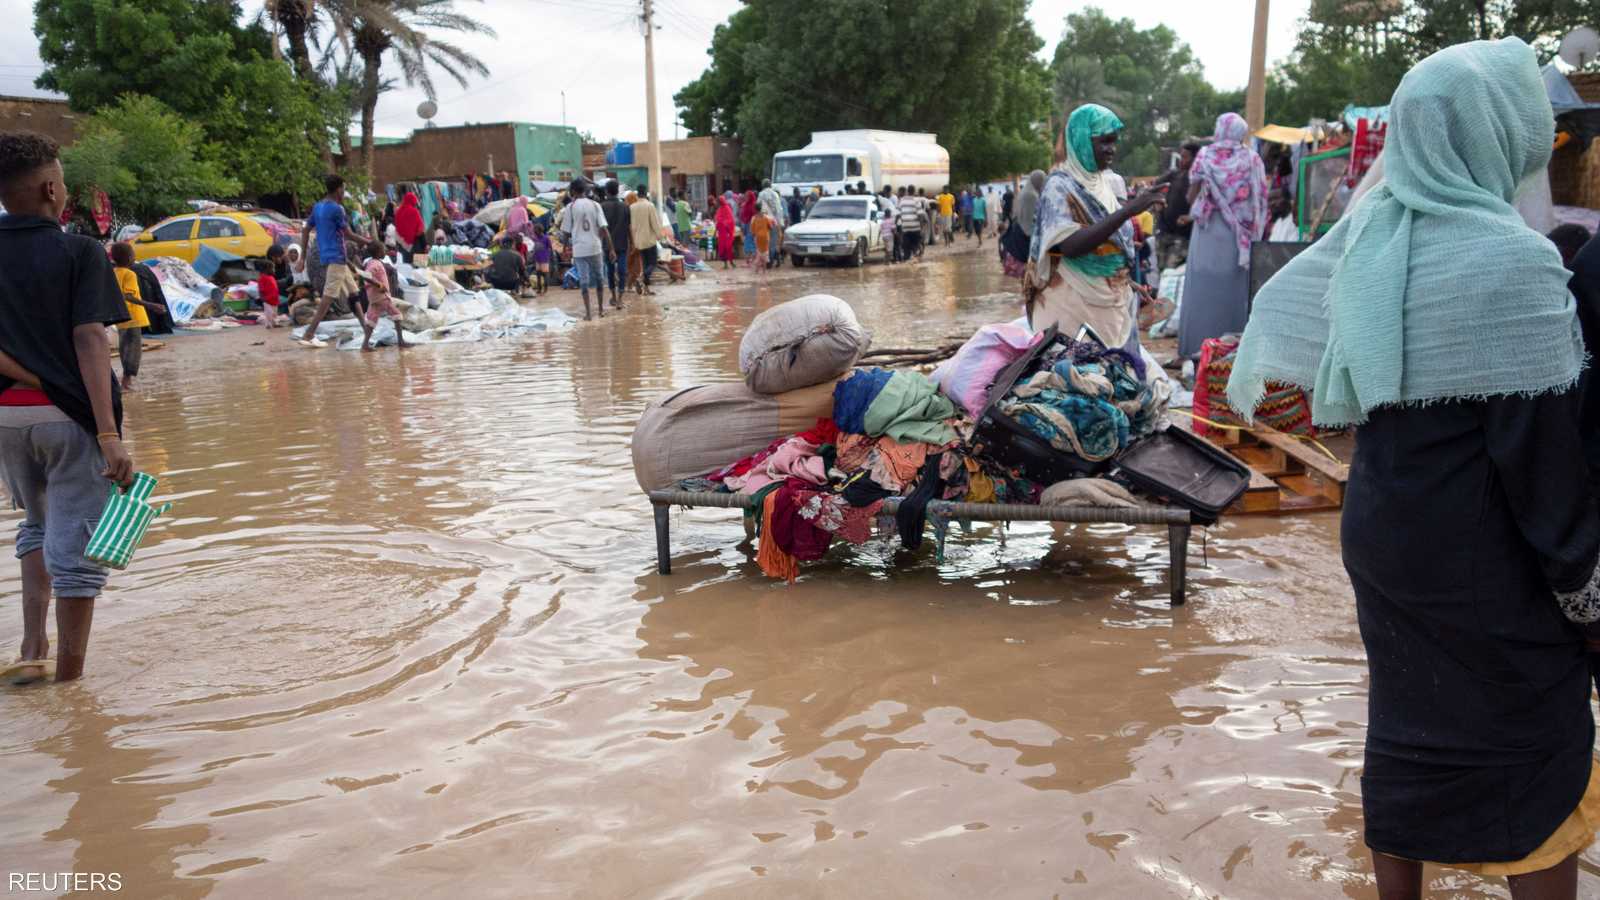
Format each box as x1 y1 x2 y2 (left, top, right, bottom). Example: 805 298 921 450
85 472 171 570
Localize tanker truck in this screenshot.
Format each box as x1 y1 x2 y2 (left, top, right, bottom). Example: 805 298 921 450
770 130 950 197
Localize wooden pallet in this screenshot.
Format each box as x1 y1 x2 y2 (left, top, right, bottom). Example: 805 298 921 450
1208 424 1349 515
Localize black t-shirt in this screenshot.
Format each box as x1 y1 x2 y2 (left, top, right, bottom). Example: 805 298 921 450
599 198 630 252
488 248 526 284
0 215 128 434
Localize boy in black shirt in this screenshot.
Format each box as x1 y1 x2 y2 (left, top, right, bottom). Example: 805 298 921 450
0 131 134 683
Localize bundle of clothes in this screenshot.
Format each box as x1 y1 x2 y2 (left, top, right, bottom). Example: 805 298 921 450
675 344 1169 582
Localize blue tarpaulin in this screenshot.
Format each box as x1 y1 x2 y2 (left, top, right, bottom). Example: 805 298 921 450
192 244 242 280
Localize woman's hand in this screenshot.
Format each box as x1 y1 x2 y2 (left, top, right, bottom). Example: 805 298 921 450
1126 185 1168 215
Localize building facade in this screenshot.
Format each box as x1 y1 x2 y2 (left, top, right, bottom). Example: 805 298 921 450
0 95 80 148
582 136 742 207
368 122 583 196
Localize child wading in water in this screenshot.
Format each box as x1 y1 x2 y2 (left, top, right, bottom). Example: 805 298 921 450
110 242 165 390
359 240 407 352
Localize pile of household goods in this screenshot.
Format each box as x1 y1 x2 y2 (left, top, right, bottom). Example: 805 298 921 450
633 294 1249 581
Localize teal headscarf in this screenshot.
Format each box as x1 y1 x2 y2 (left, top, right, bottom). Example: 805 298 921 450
1066 104 1123 173
1226 38 1581 427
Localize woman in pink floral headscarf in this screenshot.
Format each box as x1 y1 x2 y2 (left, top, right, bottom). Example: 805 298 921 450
1178 111 1269 359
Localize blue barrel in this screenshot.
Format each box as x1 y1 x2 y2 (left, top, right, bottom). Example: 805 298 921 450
606 142 636 165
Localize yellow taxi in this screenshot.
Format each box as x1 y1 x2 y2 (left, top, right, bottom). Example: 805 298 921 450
131 208 298 263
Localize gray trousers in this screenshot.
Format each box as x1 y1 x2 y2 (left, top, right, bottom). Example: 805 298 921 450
0 406 110 597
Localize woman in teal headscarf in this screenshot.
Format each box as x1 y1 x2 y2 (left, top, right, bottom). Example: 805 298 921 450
1231 39 1600 895
1025 104 1166 352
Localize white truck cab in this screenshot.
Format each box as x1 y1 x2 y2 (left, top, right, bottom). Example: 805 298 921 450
771 130 950 197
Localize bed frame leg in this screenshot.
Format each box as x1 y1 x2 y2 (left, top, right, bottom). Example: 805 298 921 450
1168 524 1190 606
654 503 672 576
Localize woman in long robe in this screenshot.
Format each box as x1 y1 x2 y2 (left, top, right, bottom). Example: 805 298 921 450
714 198 737 269
1229 38 1600 898
1025 104 1165 353
1178 112 1268 359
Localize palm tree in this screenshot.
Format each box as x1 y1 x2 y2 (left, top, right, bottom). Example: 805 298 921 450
334 0 495 183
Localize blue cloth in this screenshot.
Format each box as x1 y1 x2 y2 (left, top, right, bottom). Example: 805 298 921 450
831 367 894 434
310 200 348 264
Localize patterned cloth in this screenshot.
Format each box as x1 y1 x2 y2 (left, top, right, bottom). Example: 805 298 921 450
1189 113 1268 268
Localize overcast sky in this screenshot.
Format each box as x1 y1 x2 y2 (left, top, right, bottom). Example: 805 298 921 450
0 0 1311 141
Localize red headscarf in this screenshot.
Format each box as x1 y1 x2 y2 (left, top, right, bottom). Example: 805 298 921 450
740 190 757 225
394 192 425 246
715 197 736 232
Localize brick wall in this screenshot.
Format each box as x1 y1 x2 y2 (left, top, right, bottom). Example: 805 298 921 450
0 95 80 148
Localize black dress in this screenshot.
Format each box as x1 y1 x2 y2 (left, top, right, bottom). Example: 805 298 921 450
1342 391 1600 863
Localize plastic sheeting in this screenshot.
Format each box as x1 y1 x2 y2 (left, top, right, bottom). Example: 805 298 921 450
293 289 574 350
144 256 222 325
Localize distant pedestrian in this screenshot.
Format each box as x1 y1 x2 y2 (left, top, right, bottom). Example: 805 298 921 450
880 205 896 264
631 185 664 295
297 174 359 348
674 191 692 243
972 190 987 247
0 130 134 684
788 188 804 225
109 242 164 391
557 178 615 320
714 196 737 269
758 179 784 267
530 224 552 295
740 190 759 260
897 186 924 261
259 244 284 329
359 239 406 352
599 181 630 308
958 188 973 238
488 235 529 295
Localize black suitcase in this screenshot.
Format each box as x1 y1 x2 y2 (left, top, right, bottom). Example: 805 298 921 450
1111 427 1250 525
968 325 1109 484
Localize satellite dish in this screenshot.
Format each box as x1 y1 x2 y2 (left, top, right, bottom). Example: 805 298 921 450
417 100 438 123
1560 26 1600 70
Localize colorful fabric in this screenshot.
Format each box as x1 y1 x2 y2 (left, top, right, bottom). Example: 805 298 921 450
1228 38 1582 427
796 493 883 545
1194 336 1315 438
84 472 171 570
1190 113 1269 268
861 371 957 446
1347 117 1388 188
770 480 833 562
999 344 1162 462
930 323 1041 418
832 368 894 434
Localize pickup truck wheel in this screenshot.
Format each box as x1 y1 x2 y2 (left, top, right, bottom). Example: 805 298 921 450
792 255 805 267
852 238 867 268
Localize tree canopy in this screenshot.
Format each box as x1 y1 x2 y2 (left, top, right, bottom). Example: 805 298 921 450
34 0 332 210
1049 9 1240 175
675 0 1050 183
60 94 240 224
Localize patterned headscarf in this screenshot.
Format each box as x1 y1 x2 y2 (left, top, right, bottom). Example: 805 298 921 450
1066 104 1124 174
1190 112 1268 267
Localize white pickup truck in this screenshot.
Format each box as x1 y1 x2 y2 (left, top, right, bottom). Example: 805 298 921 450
782 195 896 267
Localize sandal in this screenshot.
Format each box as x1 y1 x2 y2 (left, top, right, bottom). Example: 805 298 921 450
3 658 55 685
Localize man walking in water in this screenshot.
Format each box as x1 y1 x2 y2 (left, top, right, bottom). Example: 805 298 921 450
297 174 365 348
559 179 615 320
0 131 135 683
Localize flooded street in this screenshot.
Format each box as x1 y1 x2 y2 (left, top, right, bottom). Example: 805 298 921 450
0 246 1589 898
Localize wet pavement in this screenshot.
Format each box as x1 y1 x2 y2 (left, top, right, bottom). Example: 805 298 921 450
0 244 1589 897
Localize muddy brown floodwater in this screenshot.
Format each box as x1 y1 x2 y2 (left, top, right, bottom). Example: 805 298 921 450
0 244 1594 898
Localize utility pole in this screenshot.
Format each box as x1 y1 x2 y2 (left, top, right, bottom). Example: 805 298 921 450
642 0 664 199
1245 0 1270 130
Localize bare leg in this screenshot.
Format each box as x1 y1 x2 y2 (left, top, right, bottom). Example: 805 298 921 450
1507 852 1578 900
19 550 49 662
299 292 340 343
54 596 93 682
1372 852 1422 900
581 288 593 321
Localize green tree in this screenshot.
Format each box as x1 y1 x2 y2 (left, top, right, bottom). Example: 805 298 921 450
678 0 1049 183
1271 0 1597 124
1048 8 1223 175
60 95 240 223
203 59 329 205
323 0 493 183
675 5 766 139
